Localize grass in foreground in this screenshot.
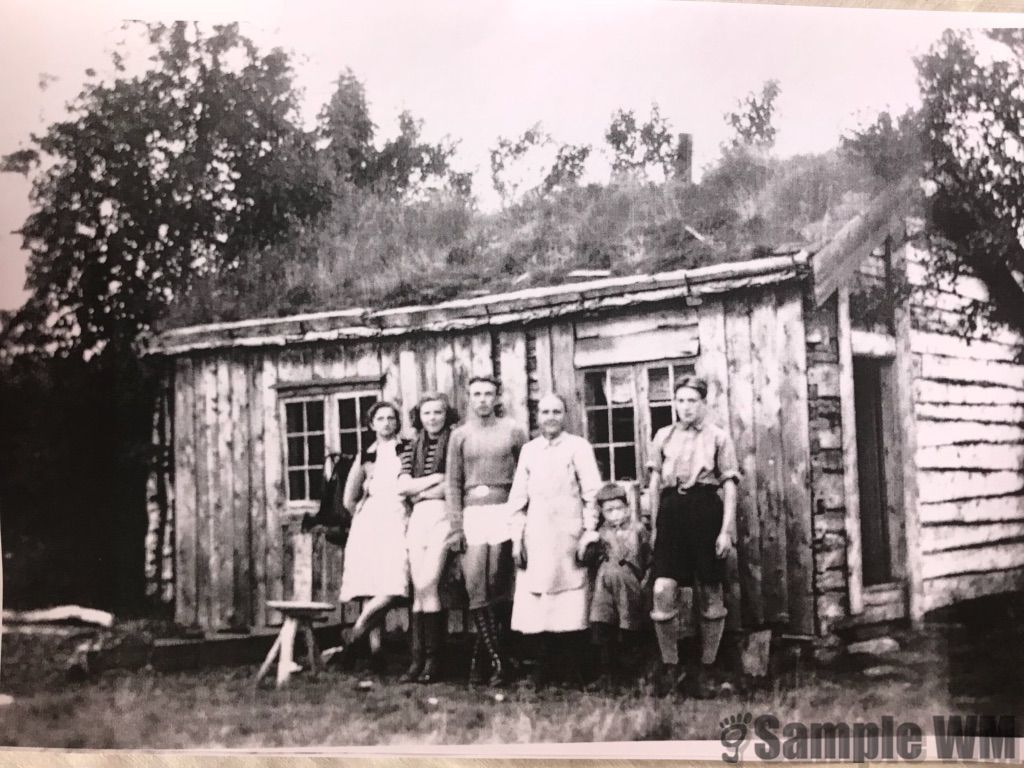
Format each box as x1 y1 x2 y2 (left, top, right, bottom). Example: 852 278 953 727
0 651 977 748
4 594 1024 749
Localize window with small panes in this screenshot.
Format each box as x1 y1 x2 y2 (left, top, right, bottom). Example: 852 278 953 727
282 389 380 506
581 360 696 482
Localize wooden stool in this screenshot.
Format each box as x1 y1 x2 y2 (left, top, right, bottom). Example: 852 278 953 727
256 600 335 688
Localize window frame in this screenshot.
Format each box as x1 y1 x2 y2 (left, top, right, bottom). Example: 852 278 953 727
280 387 382 512
331 389 380 463
281 396 329 508
578 357 697 484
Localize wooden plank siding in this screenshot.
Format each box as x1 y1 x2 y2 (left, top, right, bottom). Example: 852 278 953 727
776 286 815 636
213 356 235 628
902 240 1024 615
261 353 284 626
696 299 743 630
197 356 218 629
497 330 530 430
168 284 821 638
229 353 252 629
724 296 765 627
248 353 268 628
173 357 198 627
550 322 581 436
750 291 789 625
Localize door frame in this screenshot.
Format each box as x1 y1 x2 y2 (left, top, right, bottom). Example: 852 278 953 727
838 287 911 623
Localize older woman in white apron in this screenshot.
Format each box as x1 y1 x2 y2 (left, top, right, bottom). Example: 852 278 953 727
508 392 603 687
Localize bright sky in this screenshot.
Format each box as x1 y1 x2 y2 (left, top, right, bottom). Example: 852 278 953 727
2 0 1023 311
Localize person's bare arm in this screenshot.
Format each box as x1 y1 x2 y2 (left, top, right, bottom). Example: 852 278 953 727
398 472 444 498
716 478 738 558
715 430 741 558
342 460 366 513
411 473 446 502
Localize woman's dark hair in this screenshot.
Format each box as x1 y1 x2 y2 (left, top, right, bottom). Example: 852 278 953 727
409 392 460 431
365 400 402 429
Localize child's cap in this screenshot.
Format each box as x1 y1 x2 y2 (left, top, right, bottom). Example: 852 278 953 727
595 482 628 505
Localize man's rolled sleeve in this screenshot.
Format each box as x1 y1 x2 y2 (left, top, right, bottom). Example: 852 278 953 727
715 431 741 486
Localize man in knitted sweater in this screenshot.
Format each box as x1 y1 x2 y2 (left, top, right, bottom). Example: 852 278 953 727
446 375 527 686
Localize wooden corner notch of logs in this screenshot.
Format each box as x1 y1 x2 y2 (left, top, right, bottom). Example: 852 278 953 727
256 600 334 688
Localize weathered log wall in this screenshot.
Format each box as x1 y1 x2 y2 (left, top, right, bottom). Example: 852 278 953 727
170 334 504 631
905 244 1024 614
168 284 815 636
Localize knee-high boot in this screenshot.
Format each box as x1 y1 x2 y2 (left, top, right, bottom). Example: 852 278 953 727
473 607 507 686
419 612 445 683
468 631 487 685
400 612 425 683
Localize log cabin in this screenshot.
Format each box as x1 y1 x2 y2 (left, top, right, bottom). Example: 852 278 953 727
144 191 1024 659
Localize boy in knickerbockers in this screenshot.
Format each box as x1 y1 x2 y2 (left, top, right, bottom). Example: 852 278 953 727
646 376 739 698
586 482 651 690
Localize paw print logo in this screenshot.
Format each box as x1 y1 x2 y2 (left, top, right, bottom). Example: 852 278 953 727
720 712 754 763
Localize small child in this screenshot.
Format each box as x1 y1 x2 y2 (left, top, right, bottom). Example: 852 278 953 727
587 482 652 689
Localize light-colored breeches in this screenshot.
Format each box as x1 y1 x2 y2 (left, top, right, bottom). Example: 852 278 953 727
406 499 452 613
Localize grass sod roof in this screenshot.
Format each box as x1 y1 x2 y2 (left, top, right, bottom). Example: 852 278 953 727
154 148 890 334
148 181 906 356
147 251 811 355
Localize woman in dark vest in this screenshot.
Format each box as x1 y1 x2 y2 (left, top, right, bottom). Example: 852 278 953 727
330 400 410 672
398 392 460 682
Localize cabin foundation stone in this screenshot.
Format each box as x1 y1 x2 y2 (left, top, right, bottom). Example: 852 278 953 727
805 297 852 642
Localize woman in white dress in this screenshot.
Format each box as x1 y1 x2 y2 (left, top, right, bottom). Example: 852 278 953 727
508 392 603 687
331 400 410 672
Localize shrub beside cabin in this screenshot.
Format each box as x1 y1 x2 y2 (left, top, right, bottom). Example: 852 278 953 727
146 198 1024 658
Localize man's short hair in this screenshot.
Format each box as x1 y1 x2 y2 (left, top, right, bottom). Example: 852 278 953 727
467 374 501 392
674 375 708 400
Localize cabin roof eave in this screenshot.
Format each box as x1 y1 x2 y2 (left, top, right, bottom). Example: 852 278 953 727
146 251 811 356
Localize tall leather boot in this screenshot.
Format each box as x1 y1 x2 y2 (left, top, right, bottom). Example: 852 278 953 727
418 612 445 683
473 607 507 686
400 612 425 683
495 601 518 673
468 632 487 685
